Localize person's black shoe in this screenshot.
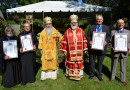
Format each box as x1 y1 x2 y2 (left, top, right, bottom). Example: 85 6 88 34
21 83 26 85
109 79 113 83
89 76 93 79
123 82 127 86
98 77 103 81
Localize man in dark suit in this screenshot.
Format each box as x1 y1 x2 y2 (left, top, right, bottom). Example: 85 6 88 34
87 14 111 81
110 19 130 86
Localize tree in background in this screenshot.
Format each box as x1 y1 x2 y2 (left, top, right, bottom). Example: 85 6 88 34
1 0 130 30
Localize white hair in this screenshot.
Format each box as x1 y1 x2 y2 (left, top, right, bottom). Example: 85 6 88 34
4 25 15 35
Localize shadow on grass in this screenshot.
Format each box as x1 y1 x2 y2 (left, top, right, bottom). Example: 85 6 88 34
35 62 41 76
102 64 111 79
84 61 89 75
99 54 121 82
84 53 112 79
84 53 89 75
59 56 66 73
84 60 112 79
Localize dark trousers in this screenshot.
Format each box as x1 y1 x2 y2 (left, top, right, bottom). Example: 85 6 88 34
89 53 105 78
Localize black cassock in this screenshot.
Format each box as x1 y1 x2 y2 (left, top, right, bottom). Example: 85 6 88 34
0 46 3 72
18 31 38 84
0 35 20 87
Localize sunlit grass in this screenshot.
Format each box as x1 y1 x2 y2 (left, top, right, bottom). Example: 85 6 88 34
0 49 130 90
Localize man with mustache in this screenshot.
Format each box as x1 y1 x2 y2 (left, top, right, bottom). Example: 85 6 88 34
38 16 63 80
60 14 87 80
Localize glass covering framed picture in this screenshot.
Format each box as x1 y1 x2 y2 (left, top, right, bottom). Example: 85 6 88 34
91 31 106 50
3 40 18 59
20 34 34 52
114 33 128 52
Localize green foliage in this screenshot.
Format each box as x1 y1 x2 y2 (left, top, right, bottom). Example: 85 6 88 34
2 20 17 27
19 0 30 5
19 0 62 5
33 19 43 27
0 20 17 37
86 0 100 5
85 24 91 35
17 18 26 32
78 19 89 26
53 18 69 28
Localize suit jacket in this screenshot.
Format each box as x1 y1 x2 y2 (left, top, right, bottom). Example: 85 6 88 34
87 24 111 54
111 29 130 57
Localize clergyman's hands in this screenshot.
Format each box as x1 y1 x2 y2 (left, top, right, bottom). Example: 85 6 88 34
104 41 107 46
33 45 36 51
20 48 23 53
4 55 10 60
128 49 130 53
89 41 93 46
113 48 118 52
40 49 42 54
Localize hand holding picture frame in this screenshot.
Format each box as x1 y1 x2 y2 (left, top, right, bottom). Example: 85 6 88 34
20 34 34 52
3 40 18 59
91 31 106 50
114 33 128 52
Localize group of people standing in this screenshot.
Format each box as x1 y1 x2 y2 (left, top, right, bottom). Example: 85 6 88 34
0 23 38 87
39 14 130 86
0 14 130 88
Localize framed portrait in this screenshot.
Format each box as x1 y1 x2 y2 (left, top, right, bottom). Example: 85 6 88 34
26 15 33 24
114 33 128 52
91 31 106 50
3 40 18 59
20 34 34 52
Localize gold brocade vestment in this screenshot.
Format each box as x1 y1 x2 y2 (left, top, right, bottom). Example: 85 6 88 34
38 27 62 71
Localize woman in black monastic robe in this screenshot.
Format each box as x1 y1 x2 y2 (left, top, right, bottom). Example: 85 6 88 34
18 23 38 85
0 25 20 87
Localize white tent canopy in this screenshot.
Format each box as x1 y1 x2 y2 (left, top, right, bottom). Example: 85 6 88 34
6 1 111 13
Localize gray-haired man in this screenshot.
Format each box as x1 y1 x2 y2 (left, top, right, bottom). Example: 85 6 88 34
110 19 130 86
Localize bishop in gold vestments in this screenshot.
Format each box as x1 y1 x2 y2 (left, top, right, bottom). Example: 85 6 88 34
38 16 62 80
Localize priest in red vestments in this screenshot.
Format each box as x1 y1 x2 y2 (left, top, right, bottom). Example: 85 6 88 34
60 14 88 80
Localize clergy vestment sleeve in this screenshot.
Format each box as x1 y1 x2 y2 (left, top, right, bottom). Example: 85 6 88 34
38 32 44 49
60 31 68 53
55 30 63 42
58 33 63 42
82 30 88 50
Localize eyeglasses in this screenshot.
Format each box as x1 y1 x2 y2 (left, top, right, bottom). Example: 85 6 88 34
24 26 30 27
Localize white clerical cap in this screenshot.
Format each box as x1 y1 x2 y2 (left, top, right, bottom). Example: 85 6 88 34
70 14 78 23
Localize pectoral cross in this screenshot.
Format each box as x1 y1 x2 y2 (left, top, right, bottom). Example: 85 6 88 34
46 37 52 43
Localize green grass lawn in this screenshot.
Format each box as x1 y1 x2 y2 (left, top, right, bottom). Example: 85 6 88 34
0 52 130 90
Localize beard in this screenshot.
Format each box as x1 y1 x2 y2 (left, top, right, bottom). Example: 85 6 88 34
45 27 52 35
7 33 13 37
71 23 78 30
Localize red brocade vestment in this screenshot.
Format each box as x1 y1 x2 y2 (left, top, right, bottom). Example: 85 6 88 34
60 27 87 79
